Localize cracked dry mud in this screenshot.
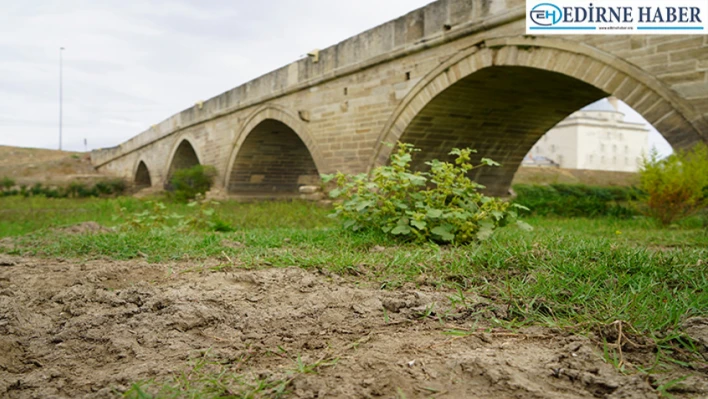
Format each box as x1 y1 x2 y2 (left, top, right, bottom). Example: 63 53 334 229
0 255 706 398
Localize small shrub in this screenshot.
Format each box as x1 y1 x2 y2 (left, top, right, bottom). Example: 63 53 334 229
44 188 63 198
109 179 127 195
116 198 233 233
512 184 639 218
169 165 216 202
186 198 235 232
95 181 112 196
325 143 530 244
0 178 126 199
95 179 127 196
639 144 708 226
210 218 236 233
118 201 180 230
29 183 44 197
1 176 15 190
66 182 90 198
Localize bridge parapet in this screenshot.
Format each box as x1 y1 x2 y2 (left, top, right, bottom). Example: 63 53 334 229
91 0 526 167
92 0 707 197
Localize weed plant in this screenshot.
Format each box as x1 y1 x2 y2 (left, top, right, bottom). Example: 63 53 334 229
326 143 530 244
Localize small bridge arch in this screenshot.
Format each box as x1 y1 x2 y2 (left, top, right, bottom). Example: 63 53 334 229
134 160 152 188
225 106 324 195
165 138 202 188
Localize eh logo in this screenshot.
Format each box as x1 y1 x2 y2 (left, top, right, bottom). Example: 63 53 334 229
530 3 563 26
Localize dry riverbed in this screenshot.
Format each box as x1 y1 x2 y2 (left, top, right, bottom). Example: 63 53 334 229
1 254 706 398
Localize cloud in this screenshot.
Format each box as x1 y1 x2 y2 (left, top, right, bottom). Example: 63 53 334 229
1 0 436 151
0 0 672 159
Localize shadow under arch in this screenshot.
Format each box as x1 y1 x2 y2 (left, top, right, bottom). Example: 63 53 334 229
370 36 707 196
134 160 152 188
224 106 323 195
165 138 202 189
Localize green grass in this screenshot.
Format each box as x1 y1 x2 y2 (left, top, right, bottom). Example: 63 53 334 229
120 347 339 399
0 196 333 236
121 350 335 399
2 196 707 381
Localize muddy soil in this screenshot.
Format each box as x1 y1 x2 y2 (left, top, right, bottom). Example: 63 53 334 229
0 255 706 399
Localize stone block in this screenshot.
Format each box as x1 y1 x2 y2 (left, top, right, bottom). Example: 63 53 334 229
300 193 325 201
671 47 708 63
673 82 708 100
298 185 321 194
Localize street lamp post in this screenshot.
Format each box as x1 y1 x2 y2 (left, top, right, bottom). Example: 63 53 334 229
59 47 64 151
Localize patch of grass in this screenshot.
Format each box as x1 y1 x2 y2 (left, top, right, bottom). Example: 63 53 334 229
655 375 690 399
2 197 707 375
122 351 289 399
512 183 639 218
122 350 337 399
0 197 124 236
0 197 333 237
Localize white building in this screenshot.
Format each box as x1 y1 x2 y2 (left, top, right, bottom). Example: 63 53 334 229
525 98 650 172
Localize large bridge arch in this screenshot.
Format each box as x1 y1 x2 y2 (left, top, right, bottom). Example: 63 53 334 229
371 37 708 196
224 106 324 194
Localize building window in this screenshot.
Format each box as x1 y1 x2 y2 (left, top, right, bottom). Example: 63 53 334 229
600 144 605 152
551 144 556 153
601 155 605 164
625 145 629 154
558 155 564 165
613 144 617 153
589 154 594 163
613 156 617 164
625 157 629 165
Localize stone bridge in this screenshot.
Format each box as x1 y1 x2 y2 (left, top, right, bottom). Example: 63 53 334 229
91 0 708 196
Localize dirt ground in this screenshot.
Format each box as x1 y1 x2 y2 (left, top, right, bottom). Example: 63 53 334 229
1 253 706 399
0 145 103 186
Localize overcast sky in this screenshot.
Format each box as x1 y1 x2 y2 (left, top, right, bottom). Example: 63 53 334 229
1 0 672 156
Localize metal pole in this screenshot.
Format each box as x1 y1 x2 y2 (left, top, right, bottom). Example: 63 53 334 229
59 47 64 151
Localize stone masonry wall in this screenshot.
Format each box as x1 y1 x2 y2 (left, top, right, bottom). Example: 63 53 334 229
91 0 708 196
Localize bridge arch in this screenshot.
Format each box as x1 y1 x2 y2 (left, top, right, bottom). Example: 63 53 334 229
165 138 202 188
133 160 152 188
371 37 708 195
225 106 323 194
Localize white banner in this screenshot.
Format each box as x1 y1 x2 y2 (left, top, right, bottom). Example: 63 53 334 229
526 0 708 34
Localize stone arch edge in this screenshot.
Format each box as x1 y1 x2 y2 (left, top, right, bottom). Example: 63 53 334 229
132 158 153 188
222 104 326 190
368 36 707 170
163 135 204 184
